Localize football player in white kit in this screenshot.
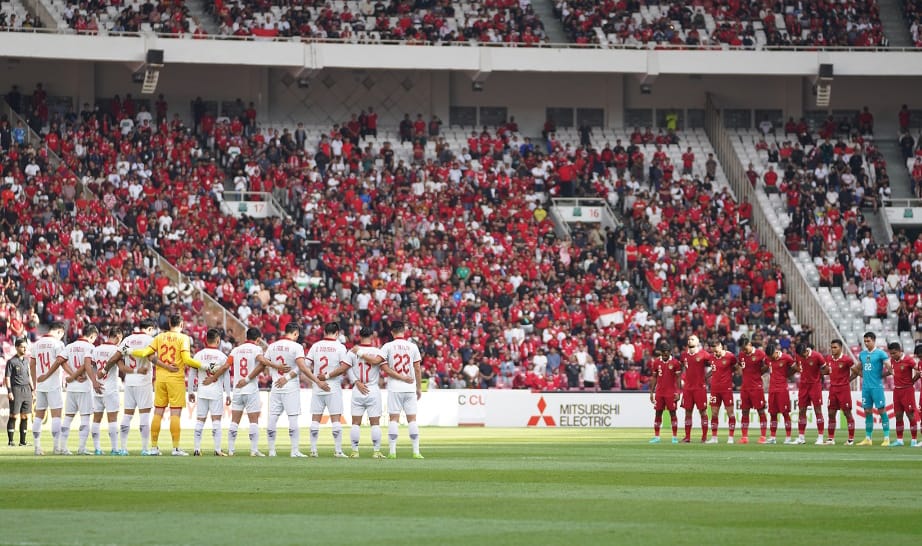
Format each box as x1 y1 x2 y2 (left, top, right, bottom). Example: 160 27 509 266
380 321 424 459
207 327 267 456
103 319 157 455
306 322 352 458
347 326 407 458
91 325 123 455
29 321 66 455
189 328 231 456
56 324 100 455
259 322 329 457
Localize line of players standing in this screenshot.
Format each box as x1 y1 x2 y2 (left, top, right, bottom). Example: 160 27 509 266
649 332 920 447
25 318 425 458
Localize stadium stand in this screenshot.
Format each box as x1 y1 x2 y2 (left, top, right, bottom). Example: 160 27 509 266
906 0 922 46
35 0 204 34
1 0 43 29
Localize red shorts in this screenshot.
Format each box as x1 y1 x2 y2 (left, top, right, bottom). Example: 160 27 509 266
768 391 791 415
797 383 823 410
740 388 765 411
893 388 918 415
827 387 852 411
654 393 677 412
709 391 734 409
681 388 707 411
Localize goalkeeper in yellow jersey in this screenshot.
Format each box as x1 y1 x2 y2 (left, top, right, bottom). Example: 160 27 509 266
129 314 203 456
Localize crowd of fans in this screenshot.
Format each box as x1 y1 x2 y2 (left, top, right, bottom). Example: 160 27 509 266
210 0 548 44
554 0 887 47
0 80 816 393
906 0 922 46
49 0 202 34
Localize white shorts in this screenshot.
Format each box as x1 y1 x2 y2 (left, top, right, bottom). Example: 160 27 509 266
351 387 382 418
124 384 153 411
387 391 418 416
269 390 300 417
231 391 261 414
93 392 120 414
196 397 225 419
310 392 343 416
65 391 93 415
35 390 63 411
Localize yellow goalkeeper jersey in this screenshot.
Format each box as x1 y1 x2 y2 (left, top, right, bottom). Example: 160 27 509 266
131 331 201 382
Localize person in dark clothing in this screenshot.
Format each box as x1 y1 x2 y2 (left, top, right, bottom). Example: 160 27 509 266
5 338 32 446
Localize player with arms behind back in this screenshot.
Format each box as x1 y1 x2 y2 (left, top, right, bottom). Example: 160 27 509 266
856 331 892 446
380 321 424 458
648 342 681 444
679 335 710 443
104 319 157 455
888 342 920 447
130 314 204 456
189 329 231 456
794 342 829 445
306 322 352 458
30 321 66 455
738 337 769 444
91 326 122 455
825 339 856 445
347 326 387 458
264 322 328 457
706 339 739 444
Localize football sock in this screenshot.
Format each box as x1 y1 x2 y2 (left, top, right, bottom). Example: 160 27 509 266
212 420 222 452
881 413 890 438
60 415 73 449
310 421 320 452
6 417 13 443
371 425 381 449
827 412 836 439
288 415 299 454
865 413 874 438
91 422 101 451
846 416 856 440
783 414 792 437
170 415 181 448
51 417 61 450
896 418 904 440
194 420 205 451
228 422 239 453
728 414 736 437
741 413 749 438
151 413 162 447
653 412 662 437
78 415 90 452
267 413 280 453
408 422 420 454
32 417 42 448
248 423 258 452
120 415 132 451
770 418 778 437
19 417 27 445
910 416 918 440
108 422 118 451
759 413 767 436
699 411 708 440
710 413 719 437
139 413 150 451
350 425 361 450
816 413 825 435
388 421 398 454
684 415 692 440
798 415 807 436
669 412 678 437
332 422 343 453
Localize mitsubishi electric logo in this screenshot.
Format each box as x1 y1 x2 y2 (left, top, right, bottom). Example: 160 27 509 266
527 397 556 427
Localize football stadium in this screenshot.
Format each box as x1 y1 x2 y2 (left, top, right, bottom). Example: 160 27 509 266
1 1 922 543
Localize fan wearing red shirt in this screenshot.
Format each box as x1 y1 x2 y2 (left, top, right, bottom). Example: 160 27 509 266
766 343 796 444
888 343 920 447
794 343 829 444
679 335 710 443
825 339 857 445
738 337 768 444
649 343 681 444
706 339 739 443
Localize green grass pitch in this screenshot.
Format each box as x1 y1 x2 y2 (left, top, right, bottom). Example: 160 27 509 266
1 428 918 545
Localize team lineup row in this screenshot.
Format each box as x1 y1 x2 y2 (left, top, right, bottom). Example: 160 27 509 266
649 333 920 447
14 316 424 458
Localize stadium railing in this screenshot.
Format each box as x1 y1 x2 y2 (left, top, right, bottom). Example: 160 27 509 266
2 101 249 342
704 94 843 348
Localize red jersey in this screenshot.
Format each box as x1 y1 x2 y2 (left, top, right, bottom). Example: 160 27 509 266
680 349 711 391
739 348 767 390
826 353 853 387
710 352 738 392
652 357 682 396
892 355 919 389
796 350 826 386
767 353 796 392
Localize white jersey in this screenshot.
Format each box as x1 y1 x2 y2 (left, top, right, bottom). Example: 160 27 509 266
120 333 154 387
92 344 120 396
33 335 65 392
265 339 306 395
229 342 263 395
192 348 229 400
61 339 96 394
348 344 385 385
305 338 350 395
382 338 421 393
